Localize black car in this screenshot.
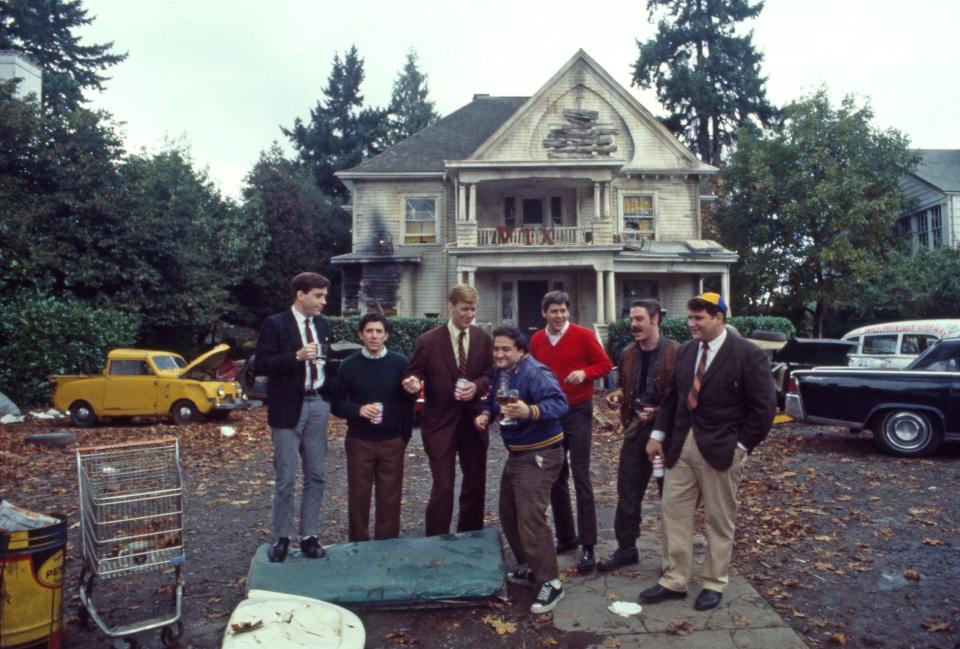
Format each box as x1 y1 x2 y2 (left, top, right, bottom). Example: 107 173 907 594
785 337 960 457
769 337 857 408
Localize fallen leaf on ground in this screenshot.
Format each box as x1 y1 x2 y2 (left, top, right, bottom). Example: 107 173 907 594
666 621 694 636
542 637 559 647
922 537 947 546
903 570 921 581
827 631 849 644
603 637 621 647
920 618 952 632
230 620 263 634
385 629 418 645
481 615 517 635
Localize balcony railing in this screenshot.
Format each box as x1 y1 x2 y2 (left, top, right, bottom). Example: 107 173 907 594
476 226 593 247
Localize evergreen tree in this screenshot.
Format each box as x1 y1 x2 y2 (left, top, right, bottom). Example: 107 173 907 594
0 0 126 113
632 0 775 165
386 50 439 145
238 145 349 322
284 46 387 201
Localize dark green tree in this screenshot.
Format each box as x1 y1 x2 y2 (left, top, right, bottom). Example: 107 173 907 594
715 89 919 336
0 0 126 112
284 46 387 201
632 0 775 165
386 50 440 145
238 145 349 323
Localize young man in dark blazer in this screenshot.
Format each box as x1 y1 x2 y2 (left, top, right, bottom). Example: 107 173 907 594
254 272 333 562
402 284 493 536
641 293 776 611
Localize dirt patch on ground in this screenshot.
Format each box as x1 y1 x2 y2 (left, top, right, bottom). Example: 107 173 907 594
2 403 958 648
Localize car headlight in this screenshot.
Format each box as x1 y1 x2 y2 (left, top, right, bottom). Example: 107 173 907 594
217 387 226 398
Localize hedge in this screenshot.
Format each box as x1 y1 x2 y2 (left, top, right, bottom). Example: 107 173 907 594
607 315 796 365
0 294 141 407
327 316 445 359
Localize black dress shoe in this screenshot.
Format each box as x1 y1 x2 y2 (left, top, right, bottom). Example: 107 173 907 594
639 584 687 604
597 547 639 572
555 537 579 554
576 547 596 574
300 536 325 559
694 588 722 611
268 537 289 563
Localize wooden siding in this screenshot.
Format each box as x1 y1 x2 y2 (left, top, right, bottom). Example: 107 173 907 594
612 178 698 240
352 179 451 250
477 59 684 170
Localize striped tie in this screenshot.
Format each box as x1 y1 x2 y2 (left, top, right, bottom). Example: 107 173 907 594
457 330 468 377
687 343 708 410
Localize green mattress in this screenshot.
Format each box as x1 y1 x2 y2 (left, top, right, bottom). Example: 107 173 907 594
246 528 507 607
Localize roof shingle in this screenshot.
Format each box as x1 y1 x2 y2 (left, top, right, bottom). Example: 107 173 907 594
913 149 960 192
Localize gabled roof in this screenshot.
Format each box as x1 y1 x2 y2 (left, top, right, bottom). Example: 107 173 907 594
912 150 960 192
340 96 527 176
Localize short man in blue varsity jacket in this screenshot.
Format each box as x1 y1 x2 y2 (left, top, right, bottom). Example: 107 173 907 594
474 326 569 614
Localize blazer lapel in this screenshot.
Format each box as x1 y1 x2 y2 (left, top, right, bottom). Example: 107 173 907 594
439 326 459 377
698 334 733 390
285 310 302 347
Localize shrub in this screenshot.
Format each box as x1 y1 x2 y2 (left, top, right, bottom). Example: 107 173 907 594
0 293 141 406
607 315 796 364
327 316 444 359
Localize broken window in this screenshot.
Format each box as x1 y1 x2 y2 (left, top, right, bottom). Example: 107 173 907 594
404 197 437 244
622 194 655 240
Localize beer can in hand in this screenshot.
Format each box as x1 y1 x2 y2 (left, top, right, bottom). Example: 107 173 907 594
372 402 383 425
454 378 468 400
652 454 665 478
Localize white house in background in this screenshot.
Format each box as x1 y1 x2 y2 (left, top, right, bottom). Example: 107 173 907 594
333 50 737 334
899 150 960 252
0 50 42 101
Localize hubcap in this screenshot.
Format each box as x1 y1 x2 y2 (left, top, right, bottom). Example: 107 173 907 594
77 407 90 419
893 418 920 442
179 406 191 418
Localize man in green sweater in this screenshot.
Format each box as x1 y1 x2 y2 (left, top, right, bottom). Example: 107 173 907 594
333 314 415 542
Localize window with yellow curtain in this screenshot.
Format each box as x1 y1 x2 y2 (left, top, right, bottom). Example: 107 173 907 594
623 194 654 240
404 197 437 244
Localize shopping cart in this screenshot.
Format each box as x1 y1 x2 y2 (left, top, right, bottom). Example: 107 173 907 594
76 438 185 648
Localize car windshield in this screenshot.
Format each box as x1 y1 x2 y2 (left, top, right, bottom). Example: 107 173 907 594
908 341 960 371
153 355 187 370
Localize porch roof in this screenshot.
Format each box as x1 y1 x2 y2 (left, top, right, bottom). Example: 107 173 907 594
911 149 960 192
330 251 423 265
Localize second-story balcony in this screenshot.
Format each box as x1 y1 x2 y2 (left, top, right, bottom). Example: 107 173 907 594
476 225 593 246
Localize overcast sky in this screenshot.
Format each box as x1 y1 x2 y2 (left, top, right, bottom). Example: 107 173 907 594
78 0 959 200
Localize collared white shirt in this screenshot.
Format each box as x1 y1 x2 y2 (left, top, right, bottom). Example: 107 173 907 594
291 306 325 391
447 319 469 367
650 328 744 450
361 346 388 360
546 321 570 346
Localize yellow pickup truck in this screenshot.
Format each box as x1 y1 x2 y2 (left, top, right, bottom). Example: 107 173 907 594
49 344 250 426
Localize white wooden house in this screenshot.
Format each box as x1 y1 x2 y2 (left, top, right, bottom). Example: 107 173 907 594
898 150 960 252
333 50 737 334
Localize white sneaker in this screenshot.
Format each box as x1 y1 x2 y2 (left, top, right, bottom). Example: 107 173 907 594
530 582 564 614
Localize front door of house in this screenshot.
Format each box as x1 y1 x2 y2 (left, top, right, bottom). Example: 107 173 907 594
517 280 549 336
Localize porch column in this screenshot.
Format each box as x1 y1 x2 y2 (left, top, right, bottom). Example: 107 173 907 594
468 184 477 223
605 270 616 322
721 271 732 317
698 276 704 294
604 182 613 219
595 269 605 324
467 269 476 287
458 183 467 222
593 182 601 220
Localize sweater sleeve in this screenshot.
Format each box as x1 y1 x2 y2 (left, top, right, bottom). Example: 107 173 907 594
579 327 613 381
331 358 363 420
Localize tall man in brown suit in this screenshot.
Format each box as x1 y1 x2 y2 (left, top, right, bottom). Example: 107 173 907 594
641 293 776 611
403 285 494 536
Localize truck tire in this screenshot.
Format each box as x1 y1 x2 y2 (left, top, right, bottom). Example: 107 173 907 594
69 400 98 427
170 400 199 426
874 409 942 457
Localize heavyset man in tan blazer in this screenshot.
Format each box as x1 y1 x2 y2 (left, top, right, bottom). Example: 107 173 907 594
403 285 494 536
642 293 776 611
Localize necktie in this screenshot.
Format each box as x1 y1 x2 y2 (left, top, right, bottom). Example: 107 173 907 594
687 343 708 410
457 330 468 377
304 318 318 386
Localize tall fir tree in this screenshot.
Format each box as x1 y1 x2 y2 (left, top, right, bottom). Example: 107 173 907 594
284 46 387 201
0 0 126 113
632 0 775 165
386 50 439 146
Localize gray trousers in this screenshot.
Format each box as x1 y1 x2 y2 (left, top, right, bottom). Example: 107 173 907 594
271 395 331 538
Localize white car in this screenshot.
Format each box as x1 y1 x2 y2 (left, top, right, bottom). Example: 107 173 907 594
842 319 960 368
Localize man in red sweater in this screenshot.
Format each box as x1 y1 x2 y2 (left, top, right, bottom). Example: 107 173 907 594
530 290 613 573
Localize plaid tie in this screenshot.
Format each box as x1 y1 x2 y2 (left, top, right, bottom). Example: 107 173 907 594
457 330 468 377
687 343 708 410
304 318 318 385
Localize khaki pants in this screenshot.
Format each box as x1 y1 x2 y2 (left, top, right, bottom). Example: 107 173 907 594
659 430 743 592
